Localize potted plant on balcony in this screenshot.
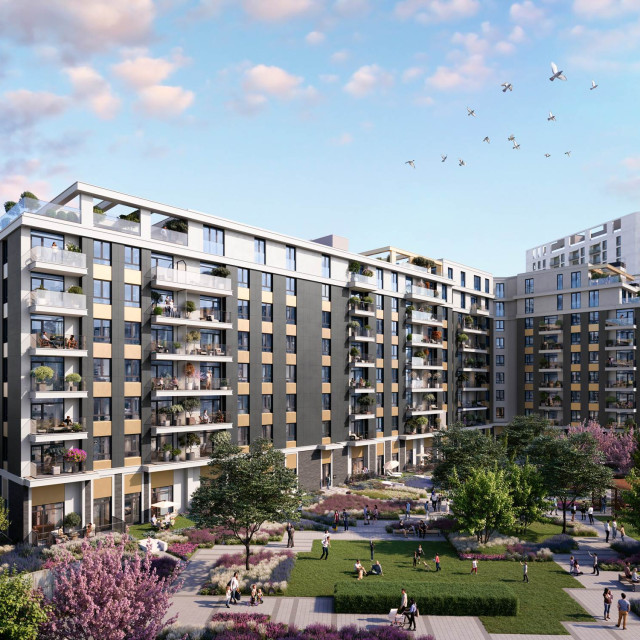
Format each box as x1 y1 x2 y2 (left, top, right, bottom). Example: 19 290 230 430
220 378 229 391
361 295 374 305
425 393 436 409
539 358 550 369
348 320 360 333
158 407 171 427
182 397 201 424
32 365 55 391
457 332 469 344
348 260 361 274
406 304 415 315
211 266 231 278
363 324 372 334
153 306 163 316
184 362 196 390
431 372 442 388
432 330 442 341
63 511 82 535
606 395 617 406
357 395 375 413
71 422 84 433
171 447 182 462
414 416 429 434
464 315 473 327
406 333 413 342
184 300 197 319
350 346 361 361
45 443 65 475
180 432 201 460
65 373 82 391
168 404 184 426
540 391 549 406
161 443 172 461
151 291 161 305
362 268 374 277
65 242 81 253
64 447 86 472
67 285 83 295
434 417 441 430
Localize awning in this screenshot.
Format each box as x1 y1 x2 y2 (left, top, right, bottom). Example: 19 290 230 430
384 460 400 470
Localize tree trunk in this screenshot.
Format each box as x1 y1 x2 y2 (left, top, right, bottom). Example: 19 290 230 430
245 541 251 570
562 500 567 535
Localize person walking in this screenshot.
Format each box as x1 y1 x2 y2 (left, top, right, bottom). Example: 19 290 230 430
289 524 295 548
620 524 626 542
520 560 529 583
602 494 607 514
370 539 375 561
571 503 577 522
471 558 478 575
405 501 411 522
612 518 618 540
435 553 441 572
580 503 586 521
588 505 594 524
230 572 239 604
320 531 330 560
225 584 233 608
605 520 611 543
286 523 292 548
333 510 340 532
617 593 630 630
342 509 349 531
406 598 417 631
603 588 612 621
413 550 418 568
589 551 599 576
363 505 369 525
398 588 408 614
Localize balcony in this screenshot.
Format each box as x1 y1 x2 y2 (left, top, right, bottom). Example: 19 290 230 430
539 362 562 371
147 442 214 470
606 318 636 329
29 459 91 478
349 408 375 420
93 212 140 236
346 431 377 445
460 319 489 333
606 381 635 391
539 382 563 390
1 197 80 231
410 379 444 392
589 275 622 286
151 341 232 362
458 412 488 426
350 355 375 367
349 273 377 292
406 285 440 303
408 335 444 348
350 301 375 317
407 404 443 416
461 359 489 371
30 418 88 443
539 323 563 334
152 411 232 435
151 377 233 398
30 377 87 400
349 327 375 342
151 308 233 330
410 310 444 326
540 342 563 352
470 304 489 316
458 403 488 412
606 339 636 349
606 402 636 412
410 356 444 369
349 379 375 393
151 225 188 246
29 290 87 316
28 246 87 276
152 266 232 296
605 360 637 371
29 334 87 357
460 341 488 353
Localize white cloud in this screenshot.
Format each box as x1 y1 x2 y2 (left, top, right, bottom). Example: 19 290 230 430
607 155 640 198
135 85 195 118
344 64 393 97
425 53 494 90
402 67 424 83
414 95 435 106
242 0 319 21
510 1 545 23
495 41 516 54
331 50 350 63
306 31 326 45
0 0 155 59
395 0 480 23
227 93 268 115
567 19 640 70
112 49 190 89
331 132 353 145
622 156 640 172
333 0 371 16
451 31 490 55
243 65 304 99
0 89 68 134
573 0 640 19
65 66 120 120
319 73 339 83
509 25 526 42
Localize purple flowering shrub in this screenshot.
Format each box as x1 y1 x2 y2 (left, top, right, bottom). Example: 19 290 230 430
167 542 199 560
213 549 294 569
309 494 422 519
151 554 183 579
184 528 217 547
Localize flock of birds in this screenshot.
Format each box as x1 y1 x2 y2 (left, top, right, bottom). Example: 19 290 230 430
405 62 598 169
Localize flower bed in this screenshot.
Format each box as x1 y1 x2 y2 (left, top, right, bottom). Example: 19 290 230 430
168 542 199 560
385 516 455 534
543 516 598 537
352 487 428 501
309 494 423 520
448 532 521 554
203 549 295 595
0 543 45 573
459 547 553 562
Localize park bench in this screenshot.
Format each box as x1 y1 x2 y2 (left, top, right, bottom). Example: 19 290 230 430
618 574 638 592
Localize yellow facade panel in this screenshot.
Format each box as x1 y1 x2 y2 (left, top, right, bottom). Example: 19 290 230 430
261 413 273 425
150 470 174 489
286 411 298 423
237 382 250 395
571 325 581 333
377 442 384 455
571 402 581 411
262 322 273 334
286 324 297 336
124 269 142 285
124 344 141 359
286 353 296 365
237 319 250 331
93 421 112 436
94 304 112 320
286 383 297 394
124 457 142 467
286 295 297 307
93 476 112 496
93 264 112 280
93 343 112 358
262 383 273 394
286 453 298 469
124 419 142 434
93 382 111 397
124 307 141 322
238 351 250 364
322 301 331 312
571 344 581 352
124 473 142 493
262 352 273 364
124 382 141 397
391 407 399 416
32 484 65 506
94 460 112 470
322 328 331 340
238 288 250 300
322 383 331 394
322 355 331 367
524 329 534 336
262 292 273 304
321 410 330 421
237 414 250 427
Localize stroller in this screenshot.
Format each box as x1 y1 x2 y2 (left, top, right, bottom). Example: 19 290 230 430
388 609 409 628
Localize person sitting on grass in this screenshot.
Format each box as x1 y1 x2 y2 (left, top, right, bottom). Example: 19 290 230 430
370 560 383 575
571 560 583 576
354 560 367 580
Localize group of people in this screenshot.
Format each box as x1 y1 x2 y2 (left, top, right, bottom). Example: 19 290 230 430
426 490 448 514
396 589 418 631
603 589 631 630
604 518 626 543
150 513 174 530
354 559 383 579
224 572 264 608
39 331 78 349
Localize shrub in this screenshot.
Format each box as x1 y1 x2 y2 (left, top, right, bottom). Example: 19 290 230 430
334 581 518 616
168 542 199 560
151 555 183 580
611 540 640 556
538 534 577 554
0 570 50 640
185 528 217 547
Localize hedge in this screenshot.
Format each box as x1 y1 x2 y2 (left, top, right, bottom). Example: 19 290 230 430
334 581 518 617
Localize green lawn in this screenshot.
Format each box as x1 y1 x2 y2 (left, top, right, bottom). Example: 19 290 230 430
286 540 591 635
128 515 195 540
595 516 639 540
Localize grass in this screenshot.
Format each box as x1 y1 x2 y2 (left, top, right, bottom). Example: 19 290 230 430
286 539 592 635
595 516 639 540
128 515 195 540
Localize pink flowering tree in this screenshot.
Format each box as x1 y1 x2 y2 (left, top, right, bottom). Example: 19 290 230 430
568 420 636 474
40 534 181 640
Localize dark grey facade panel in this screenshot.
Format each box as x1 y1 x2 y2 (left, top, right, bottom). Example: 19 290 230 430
330 285 349 442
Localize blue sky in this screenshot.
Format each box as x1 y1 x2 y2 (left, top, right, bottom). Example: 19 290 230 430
1 0 639 275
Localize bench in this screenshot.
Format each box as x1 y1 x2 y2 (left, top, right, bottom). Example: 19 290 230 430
618 574 638 591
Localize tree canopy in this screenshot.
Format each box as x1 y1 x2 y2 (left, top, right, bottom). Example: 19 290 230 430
501 414 549 459
507 460 547 531
568 420 636 474
0 571 49 640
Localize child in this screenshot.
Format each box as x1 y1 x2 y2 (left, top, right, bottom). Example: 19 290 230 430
225 584 232 608
256 588 264 604
471 558 478 575
250 584 258 606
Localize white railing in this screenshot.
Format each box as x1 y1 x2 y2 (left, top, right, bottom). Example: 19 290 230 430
411 310 441 323
153 266 232 292
409 285 438 299
29 246 86 269
151 226 188 246
30 290 87 310
93 213 140 235
350 273 376 287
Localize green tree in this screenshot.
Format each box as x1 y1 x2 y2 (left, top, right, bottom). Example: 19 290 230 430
189 433 300 569
622 468 640 531
450 466 515 544
0 500 9 534
502 414 549 459
433 423 506 487
0 571 49 640
527 431 612 534
507 460 546 531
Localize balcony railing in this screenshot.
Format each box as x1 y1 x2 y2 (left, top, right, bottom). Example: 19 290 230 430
350 302 375 314
152 266 232 293
540 342 563 350
606 360 637 368
2 197 80 231
410 357 443 367
31 418 87 436
151 377 230 392
93 213 140 235
31 378 86 393
30 289 87 311
606 339 636 347
31 460 86 477
589 275 621 286
606 402 636 410
622 298 640 305
410 380 442 390
29 246 86 269
460 320 489 332
350 355 375 365
539 323 563 331
152 308 232 323
152 341 232 357
349 273 376 287
350 327 374 339
151 226 188 246
606 317 635 326
153 410 230 427
607 380 635 388
30 334 86 351
411 310 443 324
408 285 439 299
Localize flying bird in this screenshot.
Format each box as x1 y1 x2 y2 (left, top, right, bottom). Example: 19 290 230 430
466 107 476 117
405 160 415 169
483 136 490 144
513 142 521 150
547 111 556 122
544 153 551 158
549 62 567 81
507 134 516 142
565 151 571 157
458 159 466 166
590 80 598 90
501 82 513 92
441 154 447 163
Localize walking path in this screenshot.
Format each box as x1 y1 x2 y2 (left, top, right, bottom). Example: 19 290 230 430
169 499 640 639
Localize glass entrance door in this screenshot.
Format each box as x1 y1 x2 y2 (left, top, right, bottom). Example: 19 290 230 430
93 497 112 532
124 493 141 525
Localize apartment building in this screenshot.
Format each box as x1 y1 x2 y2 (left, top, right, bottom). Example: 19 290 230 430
0 182 493 542
494 262 640 430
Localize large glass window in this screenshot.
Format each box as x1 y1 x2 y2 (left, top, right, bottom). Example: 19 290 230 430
571 292 581 309
238 331 249 351
322 311 331 328
31 231 64 248
124 397 141 420
238 268 249 288
495 283 504 298
262 303 273 322
589 290 599 307
262 395 273 413
124 246 140 270
94 280 111 304
93 436 111 461
93 358 111 382
32 502 64 534
322 254 331 278
31 272 64 292
262 333 273 352
474 275 481 291
286 245 296 270
322 338 331 356
238 396 249 414
238 300 249 319
238 363 249 382
261 273 272 292
93 319 111 343
286 335 296 353
93 240 111 265
94 398 111 421
524 278 534 294
286 306 296 325
31 315 63 339
262 364 273 383
124 321 141 344
124 284 140 307
286 277 296 296
204 226 225 255
571 271 581 288
557 273 563 290
286 365 297 382
124 360 140 382
255 238 266 264
150 252 173 270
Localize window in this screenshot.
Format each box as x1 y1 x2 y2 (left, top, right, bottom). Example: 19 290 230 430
495 407 505 419
376 417 384 432
93 436 111 461
238 268 249 288
571 271 581 288
376 367 384 383
571 292 581 309
238 331 249 351
261 272 272 292
254 238 266 264
571 352 581 364
322 254 331 278
484 278 490 293
124 359 140 382
495 302 504 317
525 335 533 346
262 364 273 383
589 331 599 344
262 303 273 322
525 391 533 402
525 298 534 314
495 282 504 298
31 272 64 292
262 395 273 413
32 502 63 531
391 321 398 336
286 277 296 296
286 423 297 441
391 273 398 292
391 298 399 312
238 396 249 414
496 372 505 384
286 394 297 411
151 252 173 270
286 245 296 270
589 311 599 323
375 294 383 310
93 240 111 265
204 226 224 255
94 398 111 421
124 397 140 420
448 267 454 280
391 345 398 359
571 313 581 325
557 274 563 290
286 306 296 324
495 320 504 331
589 390 599 403
525 372 533 383
322 311 331 328
391 392 398 407
557 294 563 310
321 284 330 301
93 358 111 382
496 355 504 366
588 371 599 383
589 290 599 307
589 351 599 363
322 339 331 356
93 319 111 343
496 337 504 348
238 427 249 446
286 335 296 353
376 344 384 359
124 283 140 307
571 391 581 402
474 275 481 291
124 246 140 270
322 421 331 438
571 332 581 344
496 390 505 401
571 371 581 383
376 319 384 334
124 321 140 345
238 300 249 320
460 292 466 309
322 393 331 410
524 354 533 365
525 318 533 329
524 278 534 294
262 333 273 352
376 268 383 289
238 363 249 382
124 434 141 457
94 280 111 304
286 365 297 382
322 366 331 383
461 271 466 287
